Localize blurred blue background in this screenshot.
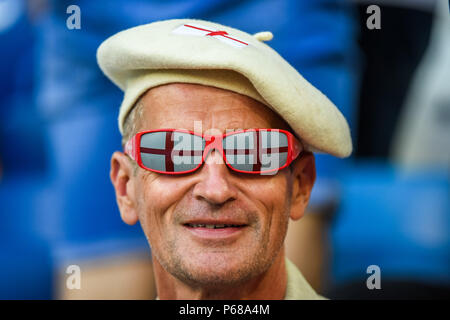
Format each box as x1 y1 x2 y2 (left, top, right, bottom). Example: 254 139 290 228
0 0 448 299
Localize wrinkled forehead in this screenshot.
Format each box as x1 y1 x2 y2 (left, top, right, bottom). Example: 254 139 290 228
136 83 293 134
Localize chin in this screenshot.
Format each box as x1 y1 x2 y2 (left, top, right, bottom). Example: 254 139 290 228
183 267 257 288
175 254 265 288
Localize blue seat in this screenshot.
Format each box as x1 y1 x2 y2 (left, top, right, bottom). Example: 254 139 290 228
0 241 53 300
0 174 54 299
331 161 450 286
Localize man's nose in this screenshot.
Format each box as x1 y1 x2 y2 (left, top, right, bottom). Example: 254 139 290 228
192 150 237 205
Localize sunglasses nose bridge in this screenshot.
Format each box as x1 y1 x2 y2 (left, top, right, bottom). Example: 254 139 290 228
202 135 225 162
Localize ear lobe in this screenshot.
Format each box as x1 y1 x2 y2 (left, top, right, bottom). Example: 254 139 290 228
289 152 316 221
110 151 139 225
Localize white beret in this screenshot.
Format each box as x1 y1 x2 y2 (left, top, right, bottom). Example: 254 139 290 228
97 19 352 158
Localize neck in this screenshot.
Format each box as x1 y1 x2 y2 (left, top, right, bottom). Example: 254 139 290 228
153 248 287 300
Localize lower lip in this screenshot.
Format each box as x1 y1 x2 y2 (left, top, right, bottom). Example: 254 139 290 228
183 225 246 239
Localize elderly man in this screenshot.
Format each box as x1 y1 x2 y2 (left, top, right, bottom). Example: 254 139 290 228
97 19 351 300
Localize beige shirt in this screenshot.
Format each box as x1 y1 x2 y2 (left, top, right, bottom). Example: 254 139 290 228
284 258 327 300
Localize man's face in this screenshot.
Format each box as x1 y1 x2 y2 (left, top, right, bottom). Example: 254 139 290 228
112 83 315 287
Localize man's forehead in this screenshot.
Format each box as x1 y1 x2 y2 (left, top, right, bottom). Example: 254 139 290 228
137 83 291 132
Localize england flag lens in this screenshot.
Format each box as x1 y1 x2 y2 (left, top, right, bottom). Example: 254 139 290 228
140 131 204 172
223 130 289 173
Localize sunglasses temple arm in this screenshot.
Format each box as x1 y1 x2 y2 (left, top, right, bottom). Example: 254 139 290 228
291 138 303 161
124 136 137 161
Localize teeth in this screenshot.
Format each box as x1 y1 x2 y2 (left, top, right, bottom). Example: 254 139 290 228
188 224 242 228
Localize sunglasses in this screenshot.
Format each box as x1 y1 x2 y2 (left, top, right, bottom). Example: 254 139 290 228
124 129 303 175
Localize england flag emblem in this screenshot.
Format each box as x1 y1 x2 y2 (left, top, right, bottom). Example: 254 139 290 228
172 23 249 48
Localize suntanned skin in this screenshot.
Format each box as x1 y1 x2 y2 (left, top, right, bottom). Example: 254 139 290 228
110 83 316 300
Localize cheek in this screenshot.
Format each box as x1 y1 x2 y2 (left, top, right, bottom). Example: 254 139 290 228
136 174 189 241
245 174 292 238
251 175 290 213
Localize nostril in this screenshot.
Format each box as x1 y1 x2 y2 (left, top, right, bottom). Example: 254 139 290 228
193 179 237 206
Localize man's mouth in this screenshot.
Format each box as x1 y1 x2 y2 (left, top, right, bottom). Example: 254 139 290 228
185 223 245 229
183 221 248 240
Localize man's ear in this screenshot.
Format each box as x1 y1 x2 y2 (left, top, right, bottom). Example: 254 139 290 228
289 152 316 221
110 151 139 225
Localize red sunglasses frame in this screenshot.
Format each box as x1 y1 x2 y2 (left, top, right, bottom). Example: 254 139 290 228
124 128 303 175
